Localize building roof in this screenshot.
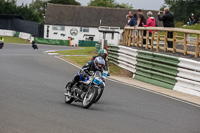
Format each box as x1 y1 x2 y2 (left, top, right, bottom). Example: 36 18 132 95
45 3 162 28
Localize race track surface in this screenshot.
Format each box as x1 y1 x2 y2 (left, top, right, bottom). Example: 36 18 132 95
0 43 200 133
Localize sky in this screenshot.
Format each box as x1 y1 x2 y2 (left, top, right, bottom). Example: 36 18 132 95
17 0 165 10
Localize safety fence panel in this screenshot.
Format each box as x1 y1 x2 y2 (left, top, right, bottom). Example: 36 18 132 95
19 32 32 40
0 30 16 36
134 51 179 90
107 44 200 96
79 40 98 47
34 37 69 46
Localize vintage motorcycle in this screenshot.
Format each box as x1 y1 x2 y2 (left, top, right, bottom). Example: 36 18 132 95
64 70 107 109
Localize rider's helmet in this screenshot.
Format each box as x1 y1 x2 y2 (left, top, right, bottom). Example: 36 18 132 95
94 57 105 70
98 49 108 59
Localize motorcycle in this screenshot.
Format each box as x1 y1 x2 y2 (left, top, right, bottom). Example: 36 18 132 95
0 42 4 49
64 70 105 109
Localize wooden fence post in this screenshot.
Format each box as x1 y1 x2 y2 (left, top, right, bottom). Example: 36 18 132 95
195 34 199 58
146 30 149 49
132 30 135 47
137 30 140 47
141 30 144 47
128 29 131 46
151 31 154 51
164 31 168 51
156 31 160 52
184 33 187 55
173 32 176 53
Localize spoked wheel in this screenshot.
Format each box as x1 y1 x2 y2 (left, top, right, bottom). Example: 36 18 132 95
82 86 98 109
93 87 104 104
64 82 74 104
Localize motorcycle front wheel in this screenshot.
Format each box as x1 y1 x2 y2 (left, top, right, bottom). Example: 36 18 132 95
93 87 104 103
82 86 98 109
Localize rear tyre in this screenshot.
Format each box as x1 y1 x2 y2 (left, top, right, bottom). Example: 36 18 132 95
82 86 98 109
64 82 74 104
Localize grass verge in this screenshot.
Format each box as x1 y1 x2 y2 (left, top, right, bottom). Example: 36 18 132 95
55 47 131 76
2 36 30 44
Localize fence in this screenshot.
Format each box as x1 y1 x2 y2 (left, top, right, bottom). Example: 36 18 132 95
107 44 200 97
120 27 200 58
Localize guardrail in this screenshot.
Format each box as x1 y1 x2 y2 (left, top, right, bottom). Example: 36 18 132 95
107 44 200 97
120 27 200 58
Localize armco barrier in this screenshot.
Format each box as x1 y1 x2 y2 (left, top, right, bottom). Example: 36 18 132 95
107 45 200 96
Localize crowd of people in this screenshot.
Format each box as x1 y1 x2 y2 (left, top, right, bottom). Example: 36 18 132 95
125 7 175 48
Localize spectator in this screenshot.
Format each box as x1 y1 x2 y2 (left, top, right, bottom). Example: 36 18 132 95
158 7 174 48
128 13 138 43
142 11 156 45
136 9 147 44
189 14 195 25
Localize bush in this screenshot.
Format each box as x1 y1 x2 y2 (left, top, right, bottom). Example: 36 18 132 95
175 21 184 28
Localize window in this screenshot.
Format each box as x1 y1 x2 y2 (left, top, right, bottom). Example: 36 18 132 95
52 26 65 31
80 27 89 32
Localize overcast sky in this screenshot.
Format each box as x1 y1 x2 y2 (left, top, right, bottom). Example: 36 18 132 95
17 0 165 10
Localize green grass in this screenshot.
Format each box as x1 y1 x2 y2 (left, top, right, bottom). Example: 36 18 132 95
56 47 95 55
56 47 95 67
2 36 29 44
56 47 121 75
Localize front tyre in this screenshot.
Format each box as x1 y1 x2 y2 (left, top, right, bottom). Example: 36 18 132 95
64 82 74 104
82 86 98 109
93 87 104 103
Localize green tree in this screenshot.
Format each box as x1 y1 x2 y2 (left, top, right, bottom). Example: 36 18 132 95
88 0 133 9
164 0 200 23
48 0 80 5
29 0 47 23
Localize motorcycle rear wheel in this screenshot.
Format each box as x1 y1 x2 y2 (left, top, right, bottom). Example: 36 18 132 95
82 86 98 109
64 82 74 104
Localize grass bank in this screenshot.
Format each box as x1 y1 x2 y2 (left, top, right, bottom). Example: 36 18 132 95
2 36 29 44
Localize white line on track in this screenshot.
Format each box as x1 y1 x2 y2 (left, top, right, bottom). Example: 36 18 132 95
55 55 200 108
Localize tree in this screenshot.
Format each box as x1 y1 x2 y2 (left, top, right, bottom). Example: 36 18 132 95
88 0 133 9
29 0 47 23
48 0 80 5
164 0 200 23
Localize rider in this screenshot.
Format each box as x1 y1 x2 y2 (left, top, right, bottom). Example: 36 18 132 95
91 49 108 71
0 37 4 49
67 56 105 90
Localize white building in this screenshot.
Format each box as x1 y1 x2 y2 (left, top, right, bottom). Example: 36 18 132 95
44 3 161 46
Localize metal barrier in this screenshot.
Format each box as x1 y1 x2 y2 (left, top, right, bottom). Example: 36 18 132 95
120 27 200 58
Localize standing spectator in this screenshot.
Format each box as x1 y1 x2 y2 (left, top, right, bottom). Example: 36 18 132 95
142 11 156 45
136 9 147 44
158 7 174 48
128 13 138 43
189 14 195 25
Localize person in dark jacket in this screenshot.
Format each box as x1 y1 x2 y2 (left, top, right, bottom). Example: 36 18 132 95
67 57 105 91
158 7 174 48
136 9 147 44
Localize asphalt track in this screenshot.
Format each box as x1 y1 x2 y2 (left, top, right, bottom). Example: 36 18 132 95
0 43 200 133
